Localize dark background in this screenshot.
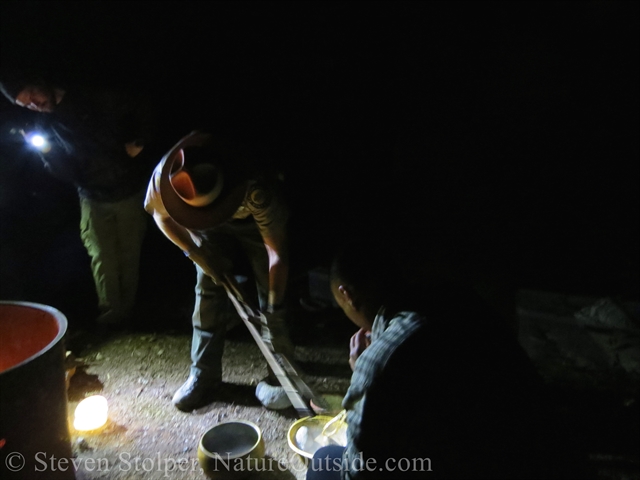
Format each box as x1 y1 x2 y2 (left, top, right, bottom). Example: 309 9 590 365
0 1 638 327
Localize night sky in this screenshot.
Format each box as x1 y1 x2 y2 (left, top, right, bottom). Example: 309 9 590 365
0 1 638 324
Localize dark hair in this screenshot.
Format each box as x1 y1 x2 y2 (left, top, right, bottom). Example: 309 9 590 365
330 238 460 314
330 239 404 307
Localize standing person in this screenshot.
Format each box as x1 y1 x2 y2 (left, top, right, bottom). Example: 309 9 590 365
307 240 564 480
144 130 294 411
0 74 156 328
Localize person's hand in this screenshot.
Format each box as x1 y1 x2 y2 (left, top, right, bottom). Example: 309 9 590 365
185 245 227 284
349 328 371 371
262 307 294 358
125 141 144 158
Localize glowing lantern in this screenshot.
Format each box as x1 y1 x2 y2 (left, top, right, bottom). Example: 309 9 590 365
73 395 108 431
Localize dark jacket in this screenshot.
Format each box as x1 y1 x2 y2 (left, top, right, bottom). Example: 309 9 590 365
36 87 156 202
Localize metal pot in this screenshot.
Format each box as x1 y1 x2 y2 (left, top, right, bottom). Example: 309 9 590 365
287 411 347 464
197 420 265 480
0 301 74 480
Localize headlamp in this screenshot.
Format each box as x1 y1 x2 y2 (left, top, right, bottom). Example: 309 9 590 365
29 134 46 148
21 129 51 153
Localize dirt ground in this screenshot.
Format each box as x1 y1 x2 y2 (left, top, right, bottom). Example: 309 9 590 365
66 302 354 480
61 286 639 480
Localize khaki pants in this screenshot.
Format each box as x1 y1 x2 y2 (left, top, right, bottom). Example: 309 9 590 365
79 190 147 324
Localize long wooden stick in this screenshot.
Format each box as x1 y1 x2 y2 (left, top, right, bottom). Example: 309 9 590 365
222 275 326 417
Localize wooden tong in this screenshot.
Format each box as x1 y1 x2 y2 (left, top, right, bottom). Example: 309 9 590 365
221 275 329 418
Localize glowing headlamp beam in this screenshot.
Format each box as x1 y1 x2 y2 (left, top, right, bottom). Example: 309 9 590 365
30 134 46 148
21 129 51 153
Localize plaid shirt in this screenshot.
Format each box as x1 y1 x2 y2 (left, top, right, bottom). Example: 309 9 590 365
341 308 425 479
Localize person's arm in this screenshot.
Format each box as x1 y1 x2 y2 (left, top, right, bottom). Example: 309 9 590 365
144 172 228 283
261 229 289 312
151 211 227 283
150 211 197 253
246 176 290 311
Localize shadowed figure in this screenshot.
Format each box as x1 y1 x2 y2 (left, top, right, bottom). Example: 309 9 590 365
307 239 577 480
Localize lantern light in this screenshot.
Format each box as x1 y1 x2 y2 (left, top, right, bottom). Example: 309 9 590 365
73 395 108 431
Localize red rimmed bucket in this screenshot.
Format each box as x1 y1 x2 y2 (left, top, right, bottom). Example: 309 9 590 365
0 301 75 480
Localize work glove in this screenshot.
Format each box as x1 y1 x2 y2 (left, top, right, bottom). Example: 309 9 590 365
262 306 295 360
259 305 297 410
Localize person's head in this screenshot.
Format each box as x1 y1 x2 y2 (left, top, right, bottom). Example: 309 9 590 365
0 75 61 112
330 238 455 329
169 146 224 207
330 240 399 331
